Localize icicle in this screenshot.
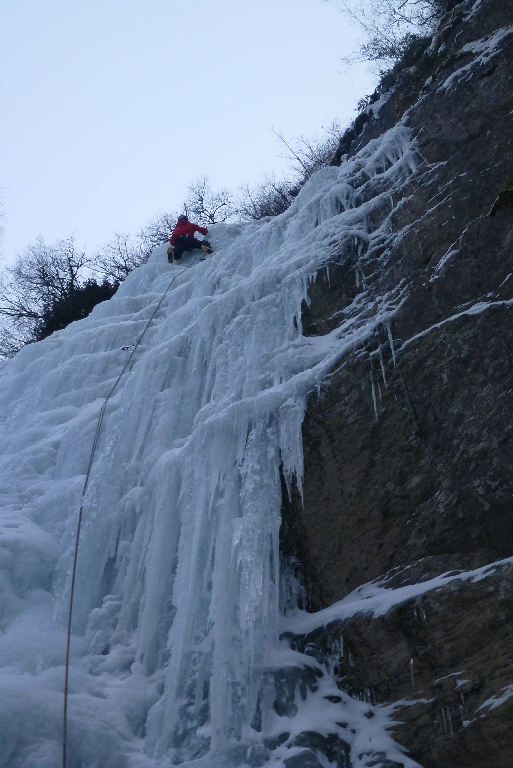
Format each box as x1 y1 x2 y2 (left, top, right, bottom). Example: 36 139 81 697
379 346 387 388
370 368 379 421
448 709 454 737
385 321 396 366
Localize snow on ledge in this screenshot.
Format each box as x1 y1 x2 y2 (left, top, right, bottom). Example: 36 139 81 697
281 556 513 636
439 26 513 92
397 298 513 353
477 684 513 712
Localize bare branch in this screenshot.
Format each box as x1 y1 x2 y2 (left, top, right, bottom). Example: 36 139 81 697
236 174 295 221
272 121 344 186
329 0 446 67
184 177 236 226
94 232 150 283
0 236 96 356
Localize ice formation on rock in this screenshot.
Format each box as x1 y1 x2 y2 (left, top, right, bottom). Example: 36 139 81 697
0 124 423 767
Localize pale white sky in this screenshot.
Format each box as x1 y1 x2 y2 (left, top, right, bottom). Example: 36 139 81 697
0 0 375 262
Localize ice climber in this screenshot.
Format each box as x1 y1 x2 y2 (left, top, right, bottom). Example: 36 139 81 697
168 215 213 262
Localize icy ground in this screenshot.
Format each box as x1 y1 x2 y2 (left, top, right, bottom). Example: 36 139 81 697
0 124 426 768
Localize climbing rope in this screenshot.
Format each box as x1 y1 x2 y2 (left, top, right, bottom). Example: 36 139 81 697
62 261 192 768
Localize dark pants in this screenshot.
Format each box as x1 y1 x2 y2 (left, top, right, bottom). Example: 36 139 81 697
173 235 205 260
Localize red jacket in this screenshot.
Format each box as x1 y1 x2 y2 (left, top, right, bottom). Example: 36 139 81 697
170 220 208 246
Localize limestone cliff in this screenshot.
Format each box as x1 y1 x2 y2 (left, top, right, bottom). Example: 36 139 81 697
283 0 513 765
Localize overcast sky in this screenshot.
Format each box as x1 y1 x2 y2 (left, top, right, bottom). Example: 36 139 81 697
0 0 376 263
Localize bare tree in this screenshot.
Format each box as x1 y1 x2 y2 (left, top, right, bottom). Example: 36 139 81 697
94 213 182 282
237 175 295 221
0 236 113 357
273 120 344 185
325 0 448 67
94 232 149 283
138 212 177 254
0 236 90 326
184 177 236 225
0 320 33 358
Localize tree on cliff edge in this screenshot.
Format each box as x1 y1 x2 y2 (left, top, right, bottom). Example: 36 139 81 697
327 0 457 66
0 236 118 356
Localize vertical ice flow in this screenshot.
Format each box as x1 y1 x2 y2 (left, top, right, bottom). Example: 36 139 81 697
0 124 419 766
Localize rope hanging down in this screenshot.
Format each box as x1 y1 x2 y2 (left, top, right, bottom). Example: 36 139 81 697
62 262 192 768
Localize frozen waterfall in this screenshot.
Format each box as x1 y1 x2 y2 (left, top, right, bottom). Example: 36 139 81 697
0 125 422 768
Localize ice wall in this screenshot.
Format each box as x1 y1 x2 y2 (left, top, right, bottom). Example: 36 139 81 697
0 125 421 768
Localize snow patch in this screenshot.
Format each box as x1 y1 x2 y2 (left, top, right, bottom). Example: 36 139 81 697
439 26 513 91
283 557 513 636
477 684 513 712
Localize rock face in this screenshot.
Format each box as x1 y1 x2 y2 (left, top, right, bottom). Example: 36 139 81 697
283 0 513 765
285 563 513 768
